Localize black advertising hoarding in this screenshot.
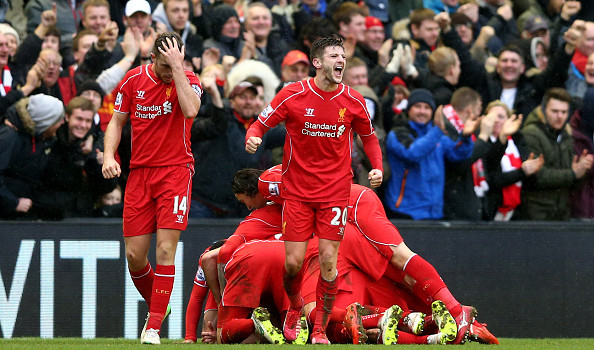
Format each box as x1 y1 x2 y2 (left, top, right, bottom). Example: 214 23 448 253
1 219 593 338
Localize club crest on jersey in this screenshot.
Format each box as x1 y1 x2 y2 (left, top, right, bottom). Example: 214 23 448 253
338 108 346 122
137 90 146 99
305 108 315 117
165 87 172 99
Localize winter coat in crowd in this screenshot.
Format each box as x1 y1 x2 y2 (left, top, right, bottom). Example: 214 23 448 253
520 106 576 220
441 28 572 119
0 96 63 218
384 118 473 220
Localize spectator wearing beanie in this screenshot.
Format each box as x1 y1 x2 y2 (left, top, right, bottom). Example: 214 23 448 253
77 79 106 139
383 88 476 220
203 5 245 61
0 94 65 219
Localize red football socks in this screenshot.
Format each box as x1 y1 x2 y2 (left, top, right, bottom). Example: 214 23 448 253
220 319 255 344
184 283 208 342
396 331 430 344
146 264 175 331
283 266 304 310
313 274 338 332
404 255 462 317
307 306 347 326
129 262 154 308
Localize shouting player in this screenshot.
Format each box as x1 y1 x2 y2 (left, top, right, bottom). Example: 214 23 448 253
245 34 383 344
102 32 202 344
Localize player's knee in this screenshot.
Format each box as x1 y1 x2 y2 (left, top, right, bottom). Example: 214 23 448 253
125 249 146 270
285 258 303 276
156 242 177 264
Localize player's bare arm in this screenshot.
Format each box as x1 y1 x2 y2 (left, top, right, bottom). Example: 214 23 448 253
159 37 201 118
102 111 129 179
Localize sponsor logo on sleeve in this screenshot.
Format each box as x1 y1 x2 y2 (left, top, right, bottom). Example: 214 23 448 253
261 104 273 118
191 84 202 97
115 92 123 106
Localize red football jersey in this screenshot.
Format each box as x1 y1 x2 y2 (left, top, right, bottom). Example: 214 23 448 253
114 64 202 168
248 78 377 202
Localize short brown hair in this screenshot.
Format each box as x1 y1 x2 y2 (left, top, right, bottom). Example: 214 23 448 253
163 0 187 10
543 87 571 106
428 47 457 77
152 32 184 59
310 34 344 62
66 96 96 115
73 29 96 53
232 168 264 196
450 87 481 112
409 8 436 28
332 2 367 28
82 0 110 16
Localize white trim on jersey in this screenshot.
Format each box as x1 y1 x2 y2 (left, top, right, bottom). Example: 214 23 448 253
239 217 282 230
329 84 345 101
145 64 158 85
346 86 375 136
259 81 306 127
307 78 324 100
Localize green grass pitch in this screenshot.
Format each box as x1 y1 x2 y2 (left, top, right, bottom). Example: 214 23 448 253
1 338 594 349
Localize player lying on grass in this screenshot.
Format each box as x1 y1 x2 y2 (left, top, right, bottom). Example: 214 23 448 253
232 165 498 344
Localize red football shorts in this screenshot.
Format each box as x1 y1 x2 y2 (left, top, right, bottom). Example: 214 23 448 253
123 165 194 236
282 199 348 242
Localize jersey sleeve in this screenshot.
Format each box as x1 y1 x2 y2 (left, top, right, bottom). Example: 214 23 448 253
258 164 283 204
186 71 203 99
114 69 136 114
348 87 375 137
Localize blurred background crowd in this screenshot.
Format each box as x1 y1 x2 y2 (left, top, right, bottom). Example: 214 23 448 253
0 0 592 221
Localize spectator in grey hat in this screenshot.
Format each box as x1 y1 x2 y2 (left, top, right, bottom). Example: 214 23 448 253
383 88 479 219
0 94 64 219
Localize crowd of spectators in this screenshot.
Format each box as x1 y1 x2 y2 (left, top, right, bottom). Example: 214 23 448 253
0 0 593 221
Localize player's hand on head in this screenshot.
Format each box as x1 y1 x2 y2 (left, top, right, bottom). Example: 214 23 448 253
245 136 262 154
368 169 383 188
158 37 184 71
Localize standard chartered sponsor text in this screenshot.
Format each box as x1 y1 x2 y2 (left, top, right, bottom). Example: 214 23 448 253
136 104 162 119
302 121 339 137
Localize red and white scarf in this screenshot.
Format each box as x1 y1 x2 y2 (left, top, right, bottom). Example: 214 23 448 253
443 105 489 197
495 136 522 221
0 65 12 96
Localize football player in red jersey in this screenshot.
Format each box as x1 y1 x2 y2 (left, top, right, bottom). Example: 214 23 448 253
102 32 202 345
245 34 383 344
235 165 498 344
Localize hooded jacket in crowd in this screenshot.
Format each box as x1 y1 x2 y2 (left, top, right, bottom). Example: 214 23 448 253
520 105 576 220
0 95 63 218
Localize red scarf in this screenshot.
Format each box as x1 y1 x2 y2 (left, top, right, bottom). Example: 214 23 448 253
0 65 12 96
572 49 588 75
234 111 255 130
443 105 489 197
496 136 522 220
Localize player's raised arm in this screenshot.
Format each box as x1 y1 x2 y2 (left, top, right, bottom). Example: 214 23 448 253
156 35 201 118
